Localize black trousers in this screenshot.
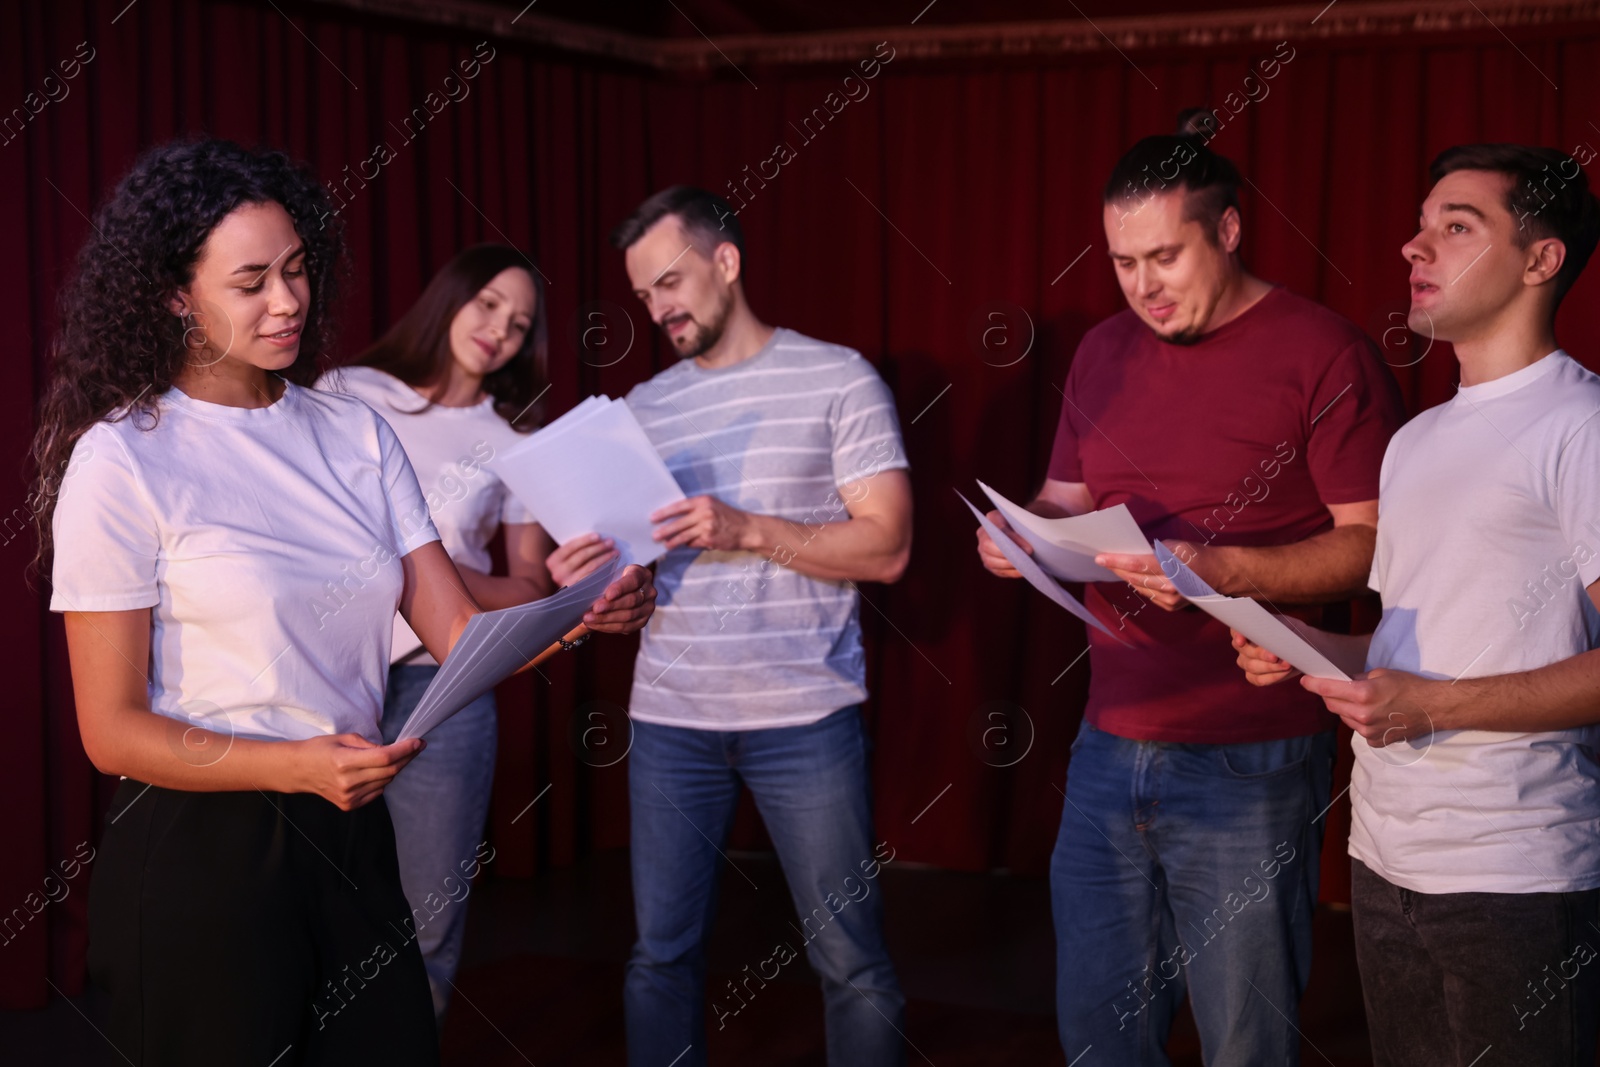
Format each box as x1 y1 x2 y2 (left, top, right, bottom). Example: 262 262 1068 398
88 780 439 1066
1352 858 1600 1067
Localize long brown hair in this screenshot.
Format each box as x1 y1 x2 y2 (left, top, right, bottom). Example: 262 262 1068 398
353 244 548 431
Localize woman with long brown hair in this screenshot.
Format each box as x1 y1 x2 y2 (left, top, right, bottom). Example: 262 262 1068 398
32 139 654 1065
319 244 625 1022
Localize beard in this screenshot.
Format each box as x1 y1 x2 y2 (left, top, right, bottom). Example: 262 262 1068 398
1144 301 1208 346
663 291 734 360
1158 324 1205 346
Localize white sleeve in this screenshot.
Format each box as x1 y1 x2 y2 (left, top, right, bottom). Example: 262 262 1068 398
377 417 442 555
1554 412 1600 588
498 470 538 527
49 425 161 613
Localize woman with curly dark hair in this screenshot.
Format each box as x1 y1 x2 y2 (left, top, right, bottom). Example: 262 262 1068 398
318 244 624 1023
31 137 655 1065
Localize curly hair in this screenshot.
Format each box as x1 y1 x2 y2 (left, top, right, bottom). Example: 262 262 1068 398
28 137 348 579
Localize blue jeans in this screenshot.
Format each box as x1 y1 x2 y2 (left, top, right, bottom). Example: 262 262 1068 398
1052 720 1336 1066
624 706 905 1067
379 663 499 1020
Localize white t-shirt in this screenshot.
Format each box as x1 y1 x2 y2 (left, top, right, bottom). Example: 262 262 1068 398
1353 350 1600 894
316 365 538 665
49 381 441 743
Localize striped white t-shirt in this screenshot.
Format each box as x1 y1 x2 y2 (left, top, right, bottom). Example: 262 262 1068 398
624 327 908 730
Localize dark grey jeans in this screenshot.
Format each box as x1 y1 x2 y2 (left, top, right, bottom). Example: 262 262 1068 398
1352 858 1600 1067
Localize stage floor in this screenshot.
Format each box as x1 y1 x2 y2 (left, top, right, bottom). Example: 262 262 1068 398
4 848 1378 1065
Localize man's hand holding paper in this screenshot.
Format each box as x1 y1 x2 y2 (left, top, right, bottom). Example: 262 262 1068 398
1095 539 1212 612
494 396 688 567
974 510 1034 579
1229 627 1430 747
976 480 1144 582
1153 542 1365 682
971 479 1228 612
961 491 1128 644
651 494 755 552
1230 628 1302 686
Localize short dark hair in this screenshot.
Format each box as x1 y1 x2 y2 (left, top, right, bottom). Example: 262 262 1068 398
1429 143 1600 305
610 185 744 258
1103 108 1242 234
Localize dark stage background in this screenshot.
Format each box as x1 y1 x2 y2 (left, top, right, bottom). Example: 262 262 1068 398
6 0 1600 1009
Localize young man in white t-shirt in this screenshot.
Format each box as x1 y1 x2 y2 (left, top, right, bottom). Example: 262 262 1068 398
1234 143 1600 1065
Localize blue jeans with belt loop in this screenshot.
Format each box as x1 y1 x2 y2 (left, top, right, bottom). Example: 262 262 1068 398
624 705 906 1067
1051 719 1337 1066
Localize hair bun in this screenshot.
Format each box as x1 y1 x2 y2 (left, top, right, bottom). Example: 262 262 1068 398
1176 107 1219 140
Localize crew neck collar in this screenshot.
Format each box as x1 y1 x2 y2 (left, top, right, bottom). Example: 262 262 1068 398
1179 284 1283 347
1454 349 1565 404
686 326 785 375
165 377 295 421
360 366 494 415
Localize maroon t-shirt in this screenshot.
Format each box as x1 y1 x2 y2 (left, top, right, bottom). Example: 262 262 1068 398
1047 286 1404 743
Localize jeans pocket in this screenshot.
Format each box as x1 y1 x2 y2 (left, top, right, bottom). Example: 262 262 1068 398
1216 734 1312 779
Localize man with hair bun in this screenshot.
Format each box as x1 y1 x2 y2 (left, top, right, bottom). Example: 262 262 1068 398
977 115 1404 1063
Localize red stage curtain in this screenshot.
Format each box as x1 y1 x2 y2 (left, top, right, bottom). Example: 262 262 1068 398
5 0 1600 1008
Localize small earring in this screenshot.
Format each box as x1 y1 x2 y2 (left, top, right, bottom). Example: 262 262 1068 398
180 310 226 367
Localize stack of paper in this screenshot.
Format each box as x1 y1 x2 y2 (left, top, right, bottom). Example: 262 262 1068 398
978 481 1152 582
1153 542 1365 680
495 396 686 567
396 559 622 741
